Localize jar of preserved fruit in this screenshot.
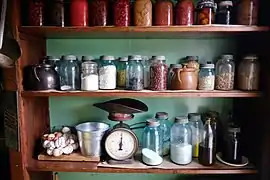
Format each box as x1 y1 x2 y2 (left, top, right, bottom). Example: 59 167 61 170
117 57 128 88
45 0 65 26
89 0 108 26
81 62 99 91
237 55 260 90
113 0 130 26
70 0 88 26
154 0 173 26
198 63 215 90
99 56 116 89
28 0 44 26
175 0 194 25
197 0 215 25
127 55 144 91
150 56 168 91
237 0 258 25
134 0 152 26
215 0 233 25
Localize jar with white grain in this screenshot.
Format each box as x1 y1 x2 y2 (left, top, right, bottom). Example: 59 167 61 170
99 56 117 90
198 63 215 90
81 61 99 91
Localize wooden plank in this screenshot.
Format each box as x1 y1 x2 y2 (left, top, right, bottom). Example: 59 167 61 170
38 152 100 162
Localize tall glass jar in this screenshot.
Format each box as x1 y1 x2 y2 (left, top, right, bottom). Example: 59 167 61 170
126 55 144 91
215 54 235 90
70 0 88 26
142 56 150 89
99 56 116 90
113 0 130 26
134 0 152 26
175 0 194 25
28 0 44 26
215 0 233 25
142 119 163 156
155 112 171 156
45 56 61 73
237 0 258 25
154 0 173 26
197 0 215 25
168 64 182 90
198 63 215 90
81 62 99 91
237 55 260 90
45 0 65 26
170 116 192 165
150 56 168 91
89 0 108 26
117 57 128 88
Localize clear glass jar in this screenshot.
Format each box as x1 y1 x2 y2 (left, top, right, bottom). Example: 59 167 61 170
117 57 128 88
175 0 194 25
113 0 130 26
237 0 258 25
215 0 233 25
142 119 163 156
99 56 116 90
126 55 144 91
70 0 89 26
59 55 80 91
197 0 215 25
155 112 171 156
150 56 168 91
45 56 61 73
170 116 192 165
237 55 260 90
198 63 215 90
168 64 182 90
215 54 235 90
134 0 152 26
81 62 98 91
142 56 150 89
154 0 173 26
45 0 65 26
89 0 108 26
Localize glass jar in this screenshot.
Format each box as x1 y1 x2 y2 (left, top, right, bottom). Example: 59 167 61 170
89 0 108 26
117 57 128 88
141 56 150 89
113 0 130 26
70 0 88 26
99 56 116 90
215 54 235 90
45 0 65 26
197 0 215 25
154 0 173 26
175 0 194 25
81 62 98 91
142 119 163 156
134 0 152 26
150 56 168 91
168 64 182 90
155 112 171 156
186 56 200 80
126 55 144 91
45 56 61 73
237 55 260 91
215 1 233 25
170 116 192 165
188 113 203 158
59 55 80 91
198 63 215 90
28 0 44 26
237 0 258 25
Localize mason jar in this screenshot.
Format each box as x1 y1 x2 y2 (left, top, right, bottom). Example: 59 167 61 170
198 63 215 90
81 61 98 91
117 57 128 88
126 55 144 91
99 56 116 90
150 56 168 91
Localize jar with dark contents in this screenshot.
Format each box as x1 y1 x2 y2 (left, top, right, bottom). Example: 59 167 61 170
134 0 152 26
113 0 130 26
237 0 258 25
89 0 109 26
28 0 44 26
70 0 88 26
45 0 65 26
150 56 168 91
215 1 233 25
197 0 216 25
154 0 173 26
175 0 194 25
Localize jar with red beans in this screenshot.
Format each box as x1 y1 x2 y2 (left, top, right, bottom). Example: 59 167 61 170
70 0 88 26
197 0 216 25
154 0 173 26
45 0 65 26
113 0 130 26
28 0 44 26
89 0 109 26
175 0 194 25
150 56 168 91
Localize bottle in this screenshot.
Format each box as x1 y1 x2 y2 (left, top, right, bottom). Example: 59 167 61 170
175 0 194 25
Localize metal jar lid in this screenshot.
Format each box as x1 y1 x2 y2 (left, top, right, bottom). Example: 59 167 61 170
244 54 258 60
62 55 77 61
155 56 166 61
186 56 199 61
175 116 188 124
155 112 169 120
47 56 60 61
221 54 234 60
219 1 233 7
188 113 201 121
200 63 215 68
82 55 94 62
228 127 241 133
81 61 98 69
146 119 160 127
101 55 115 61
129 55 142 61
197 0 215 8
170 64 182 69
119 57 128 62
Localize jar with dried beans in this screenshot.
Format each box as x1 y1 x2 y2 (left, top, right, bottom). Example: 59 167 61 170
154 0 173 26
89 0 108 26
134 0 152 26
175 0 194 25
113 0 131 26
28 0 44 26
45 0 65 26
150 56 168 91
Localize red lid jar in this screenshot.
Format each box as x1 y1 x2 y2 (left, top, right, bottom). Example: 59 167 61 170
70 0 89 26
113 0 131 26
89 0 109 26
175 0 194 25
154 0 173 26
28 0 44 26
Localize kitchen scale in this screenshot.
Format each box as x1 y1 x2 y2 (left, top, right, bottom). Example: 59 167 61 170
94 98 148 165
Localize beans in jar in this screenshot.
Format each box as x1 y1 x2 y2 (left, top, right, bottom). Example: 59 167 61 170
89 0 108 26
154 0 173 26
28 0 44 26
215 73 234 90
197 0 215 25
45 0 65 26
175 0 194 25
70 0 88 26
150 56 168 91
113 0 131 26
134 0 152 26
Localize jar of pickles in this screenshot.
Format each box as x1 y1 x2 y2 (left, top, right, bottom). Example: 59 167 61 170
175 0 194 25
197 0 215 25
150 56 168 91
45 0 65 26
28 0 44 26
89 0 108 26
154 0 173 26
126 55 144 91
99 56 116 90
117 57 128 88
237 0 258 25
113 0 130 26
70 0 88 26
134 0 152 26
198 63 215 90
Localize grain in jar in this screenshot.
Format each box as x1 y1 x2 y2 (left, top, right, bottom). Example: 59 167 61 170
150 56 168 91
28 0 44 26
134 0 152 26
154 0 173 26
175 0 194 25
237 0 258 25
89 0 108 26
99 56 116 90
198 63 215 90
113 0 131 26
197 0 215 25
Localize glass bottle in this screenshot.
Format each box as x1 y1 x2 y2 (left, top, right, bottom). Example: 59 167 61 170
168 64 182 90
215 0 233 25
89 0 108 26
170 116 192 165
45 0 65 26
154 0 173 26
198 63 215 90
117 57 128 88
134 0 152 26
215 54 235 90
150 56 168 91
99 56 116 90
45 56 61 73
113 0 130 26
237 0 258 25
175 0 194 25
81 62 99 91
142 119 163 156
70 0 88 26
142 56 150 89
199 118 216 166
155 112 171 156
28 0 44 26
126 55 144 91
237 55 260 91
197 0 215 25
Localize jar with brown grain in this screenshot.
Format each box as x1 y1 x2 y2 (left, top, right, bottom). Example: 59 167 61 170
197 0 215 25
154 0 173 26
237 0 258 25
89 0 108 26
28 0 44 26
113 0 131 26
134 0 152 26
175 0 194 25
45 0 65 26
70 0 89 26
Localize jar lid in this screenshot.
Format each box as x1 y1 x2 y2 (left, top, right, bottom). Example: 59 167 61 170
186 56 199 61
101 55 115 61
200 63 215 68
82 56 94 61
155 112 168 120
219 1 233 7
47 56 60 61
221 54 234 60
155 56 166 61
228 127 241 133
188 113 201 121
141 56 149 61
244 54 258 60
175 116 188 124
62 55 77 61
170 64 182 68
129 55 142 61
146 119 160 127
119 57 128 62
197 0 215 9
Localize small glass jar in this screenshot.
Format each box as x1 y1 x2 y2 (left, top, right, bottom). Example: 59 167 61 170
198 63 215 90
45 0 65 26
170 116 192 165
28 0 44 26
237 0 258 25
45 56 61 73
117 57 128 88
113 0 130 26
142 119 163 156
70 0 89 26
126 55 144 91
150 56 168 91
168 64 182 90
237 55 260 91
197 0 215 25
89 0 108 26
99 56 116 90
215 1 233 25
215 54 235 90
134 0 152 26
175 0 194 25
81 62 98 91
154 0 173 26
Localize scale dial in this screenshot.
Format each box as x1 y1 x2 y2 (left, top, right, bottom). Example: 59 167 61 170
105 128 138 161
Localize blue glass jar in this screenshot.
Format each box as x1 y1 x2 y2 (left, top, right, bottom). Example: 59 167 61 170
46 56 61 73
126 55 144 91
142 119 163 156
117 57 128 88
198 63 215 90
99 55 116 90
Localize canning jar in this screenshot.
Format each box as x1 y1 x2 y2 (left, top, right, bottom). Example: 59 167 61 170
237 0 258 25
28 0 44 26
70 0 88 26
197 0 215 25
150 56 168 91
117 57 128 88
99 56 116 90
142 56 150 89
81 62 99 91
154 0 173 26
126 55 144 91
170 116 192 165
134 0 152 26
89 0 108 26
168 64 182 90
45 0 65 26
215 0 233 25
237 55 260 90
45 56 61 73
198 63 215 90
215 54 235 90
113 0 130 26
175 0 194 25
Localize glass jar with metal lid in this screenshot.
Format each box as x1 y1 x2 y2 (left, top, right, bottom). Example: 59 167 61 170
215 0 233 25
99 55 116 90
142 56 150 89
197 0 216 25
150 56 168 91
126 55 144 91
81 61 98 91
198 63 215 90
117 57 128 88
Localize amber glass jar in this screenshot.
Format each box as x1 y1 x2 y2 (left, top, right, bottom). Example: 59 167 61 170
197 0 215 25
89 0 108 26
28 0 44 26
45 0 65 26
134 0 152 26
70 0 88 26
154 0 173 26
175 0 194 25
237 0 258 25
113 0 131 26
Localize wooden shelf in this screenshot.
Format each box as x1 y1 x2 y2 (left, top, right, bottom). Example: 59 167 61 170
19 26 269 39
